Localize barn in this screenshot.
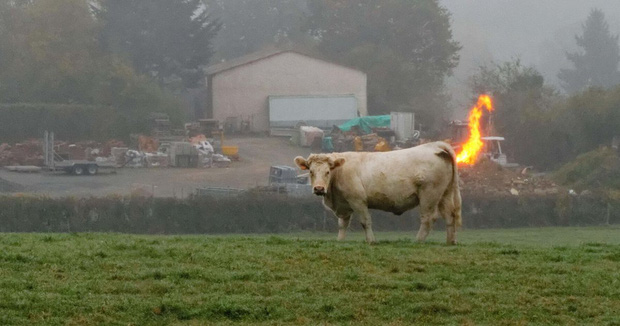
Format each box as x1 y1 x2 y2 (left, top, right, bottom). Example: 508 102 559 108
204 49 367 134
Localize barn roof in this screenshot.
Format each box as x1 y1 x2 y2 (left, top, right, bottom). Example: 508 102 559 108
205 49 365 76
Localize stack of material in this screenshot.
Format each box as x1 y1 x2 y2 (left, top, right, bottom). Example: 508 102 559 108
198 150 212 168
0 139 43 166
360 133 380 151
0 139 128 167
459 159 560 196
145 153 170 168
138 135 159 153
125 150 145 168
169 142 199 168
111 147 129 166
299 126 324 147
102 140 126 157
212 154 231 168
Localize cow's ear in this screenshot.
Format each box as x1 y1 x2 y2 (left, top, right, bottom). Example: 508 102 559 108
294 156 309 170
329 157 345 170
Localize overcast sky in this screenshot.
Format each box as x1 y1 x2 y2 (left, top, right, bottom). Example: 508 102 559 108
440 0 620 115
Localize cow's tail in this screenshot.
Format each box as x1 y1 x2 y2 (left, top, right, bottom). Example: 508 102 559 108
435 142 462 228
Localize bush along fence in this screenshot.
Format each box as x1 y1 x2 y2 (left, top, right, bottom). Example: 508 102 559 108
0 192 618 234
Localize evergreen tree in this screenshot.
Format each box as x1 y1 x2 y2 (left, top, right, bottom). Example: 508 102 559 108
558 9 620 94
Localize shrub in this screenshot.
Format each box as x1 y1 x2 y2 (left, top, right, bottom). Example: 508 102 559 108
0 192 617 233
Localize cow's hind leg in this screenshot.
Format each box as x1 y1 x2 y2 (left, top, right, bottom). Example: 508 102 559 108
416 197 440 243
439 195 457 245
337 213 352 241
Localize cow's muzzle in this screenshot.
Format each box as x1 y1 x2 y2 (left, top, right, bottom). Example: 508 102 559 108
313 186 326 196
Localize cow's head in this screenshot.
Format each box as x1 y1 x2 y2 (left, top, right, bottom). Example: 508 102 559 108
294 154 345 196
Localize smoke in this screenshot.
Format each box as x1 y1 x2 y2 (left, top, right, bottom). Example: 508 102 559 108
440 0 620 115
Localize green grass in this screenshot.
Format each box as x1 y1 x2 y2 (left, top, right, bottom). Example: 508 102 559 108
1 227 620 325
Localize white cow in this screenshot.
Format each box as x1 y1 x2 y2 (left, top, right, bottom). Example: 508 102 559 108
294 141 462 244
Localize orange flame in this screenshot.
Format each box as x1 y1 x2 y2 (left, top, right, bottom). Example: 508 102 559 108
456 94 494 165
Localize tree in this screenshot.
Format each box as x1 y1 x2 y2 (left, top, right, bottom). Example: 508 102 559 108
469 60 565 168
204 0 310 61
305 0 460 134
0 0 184 134
563 86 620 154
0 0 101 103
94 0 221 89
558 9 620 94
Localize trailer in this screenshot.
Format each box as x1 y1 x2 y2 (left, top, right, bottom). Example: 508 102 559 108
43 131 117 175
47 160 116 175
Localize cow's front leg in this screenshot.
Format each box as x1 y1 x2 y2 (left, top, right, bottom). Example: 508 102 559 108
337 214 352 241
446 223 456 245
353 206 376 244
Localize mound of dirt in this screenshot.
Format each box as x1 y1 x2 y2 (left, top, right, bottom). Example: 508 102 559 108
459 159 560 196
0 139 127 167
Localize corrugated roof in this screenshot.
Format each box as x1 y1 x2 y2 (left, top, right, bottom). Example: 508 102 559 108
205 49 365 76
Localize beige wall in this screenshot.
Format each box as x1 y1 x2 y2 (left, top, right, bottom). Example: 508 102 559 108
210 52 367 132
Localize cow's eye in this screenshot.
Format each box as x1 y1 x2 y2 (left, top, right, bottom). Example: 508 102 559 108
310 171 314 176
326 171 330 176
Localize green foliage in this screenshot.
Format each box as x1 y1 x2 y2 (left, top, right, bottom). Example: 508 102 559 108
0 230 619 324
305 0 460 134
94 0 221 89
562 86 620 154
558 9 620 94
553 147 620 191
0 0 186 134
0 0 101 103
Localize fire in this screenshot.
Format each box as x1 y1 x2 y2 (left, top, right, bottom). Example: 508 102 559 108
455 94 494 165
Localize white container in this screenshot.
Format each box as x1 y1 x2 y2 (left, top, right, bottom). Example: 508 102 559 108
299 126 324 147
390 112 415 140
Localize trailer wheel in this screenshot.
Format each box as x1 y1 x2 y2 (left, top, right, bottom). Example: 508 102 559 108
73 165 84 175
87 164 98 175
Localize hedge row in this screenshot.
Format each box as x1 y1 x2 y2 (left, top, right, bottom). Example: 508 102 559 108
0 103 127 142
0 192 618 234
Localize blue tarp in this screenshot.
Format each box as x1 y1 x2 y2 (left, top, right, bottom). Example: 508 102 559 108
337 115 391 134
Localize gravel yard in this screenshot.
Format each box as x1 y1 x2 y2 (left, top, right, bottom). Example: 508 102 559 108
0 136 312 197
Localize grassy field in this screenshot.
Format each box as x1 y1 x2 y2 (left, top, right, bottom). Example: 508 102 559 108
1 227 620 325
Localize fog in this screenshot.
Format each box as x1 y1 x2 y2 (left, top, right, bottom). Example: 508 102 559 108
441 0 620 114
